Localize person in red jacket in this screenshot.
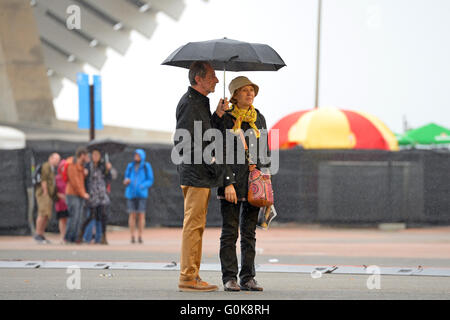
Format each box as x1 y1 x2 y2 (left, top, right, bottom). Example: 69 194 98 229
55 159 69 244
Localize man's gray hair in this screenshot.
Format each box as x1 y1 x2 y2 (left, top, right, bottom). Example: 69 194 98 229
189 61 210 85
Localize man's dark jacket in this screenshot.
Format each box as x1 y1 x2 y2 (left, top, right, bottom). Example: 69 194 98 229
174 87 222 188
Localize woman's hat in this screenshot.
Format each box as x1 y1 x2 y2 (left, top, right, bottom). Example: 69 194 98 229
228 76 259 97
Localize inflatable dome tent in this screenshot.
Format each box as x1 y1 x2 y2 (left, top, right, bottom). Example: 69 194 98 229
268 107 398 151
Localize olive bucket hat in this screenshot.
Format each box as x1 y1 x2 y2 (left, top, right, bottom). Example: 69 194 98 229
228 76 259 98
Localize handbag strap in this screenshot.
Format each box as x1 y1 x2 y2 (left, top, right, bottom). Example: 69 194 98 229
231 118 256 167
237 129 256 166
237 129 248 151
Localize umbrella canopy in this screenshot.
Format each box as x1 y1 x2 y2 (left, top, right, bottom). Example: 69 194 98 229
86 138 127 154
269 107 399 151
397 123 450 146
162 37 286 98
162 37 286 72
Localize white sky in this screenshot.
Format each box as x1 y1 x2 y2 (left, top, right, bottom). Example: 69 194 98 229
53 0 450 135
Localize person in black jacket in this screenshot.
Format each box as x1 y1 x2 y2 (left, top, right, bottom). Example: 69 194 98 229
174 61 228 292
217 76 271 292
78 149 112 244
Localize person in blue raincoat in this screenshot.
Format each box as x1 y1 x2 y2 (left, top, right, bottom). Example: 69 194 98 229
123 149 154 244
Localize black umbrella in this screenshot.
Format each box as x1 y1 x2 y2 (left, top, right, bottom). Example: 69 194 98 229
162 37 286 97
86 138 127 155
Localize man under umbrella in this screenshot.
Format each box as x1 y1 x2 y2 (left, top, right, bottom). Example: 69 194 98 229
174 61 228 292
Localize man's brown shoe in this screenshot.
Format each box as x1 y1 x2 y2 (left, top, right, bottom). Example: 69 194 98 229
178 277 218 292
240 279 263 291
224 279 241 292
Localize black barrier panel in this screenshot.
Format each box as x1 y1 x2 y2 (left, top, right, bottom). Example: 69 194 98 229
422 152 450 222
0 149 29 235
318 161 390 222
317 160 423 223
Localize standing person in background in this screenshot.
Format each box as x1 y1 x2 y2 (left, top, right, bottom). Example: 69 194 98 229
101 157 116 244
65 147 90 244
34 153 60 244
123 149 154 244
80 149 112 244
55 158 69 244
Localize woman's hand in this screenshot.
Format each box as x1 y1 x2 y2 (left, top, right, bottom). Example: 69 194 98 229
225 184 237 204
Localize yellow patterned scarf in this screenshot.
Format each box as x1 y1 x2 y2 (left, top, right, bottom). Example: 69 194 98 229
230 105 260 138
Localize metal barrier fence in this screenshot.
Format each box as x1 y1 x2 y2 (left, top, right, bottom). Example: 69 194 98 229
0 140 449 235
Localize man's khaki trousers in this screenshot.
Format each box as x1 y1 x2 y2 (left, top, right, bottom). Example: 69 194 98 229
179 185 211 282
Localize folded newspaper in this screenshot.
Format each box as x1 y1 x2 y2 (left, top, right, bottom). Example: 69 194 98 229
256 205 277 230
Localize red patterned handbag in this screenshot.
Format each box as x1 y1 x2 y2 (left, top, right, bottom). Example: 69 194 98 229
237 129 274 207
247 166 274 207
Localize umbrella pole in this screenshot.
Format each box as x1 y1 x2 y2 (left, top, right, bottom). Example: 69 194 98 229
314 0 322 109
223 66 226 99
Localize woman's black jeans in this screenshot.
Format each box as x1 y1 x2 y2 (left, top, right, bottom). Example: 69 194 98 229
219 199 259 285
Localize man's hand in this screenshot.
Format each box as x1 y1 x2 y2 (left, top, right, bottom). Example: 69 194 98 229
83 193 90 200
225 184 237 204
215 98 229 118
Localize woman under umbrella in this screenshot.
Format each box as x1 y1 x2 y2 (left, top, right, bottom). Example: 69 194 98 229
217 76 271 292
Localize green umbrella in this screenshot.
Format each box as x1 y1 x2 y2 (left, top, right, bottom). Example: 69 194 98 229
397 123 450 145
395 133 416 146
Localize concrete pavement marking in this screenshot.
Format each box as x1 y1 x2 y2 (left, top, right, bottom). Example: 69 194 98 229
1 260 450 277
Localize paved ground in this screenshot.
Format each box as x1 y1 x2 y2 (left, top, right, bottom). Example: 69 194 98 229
2 269 450 300
1 225 450 300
